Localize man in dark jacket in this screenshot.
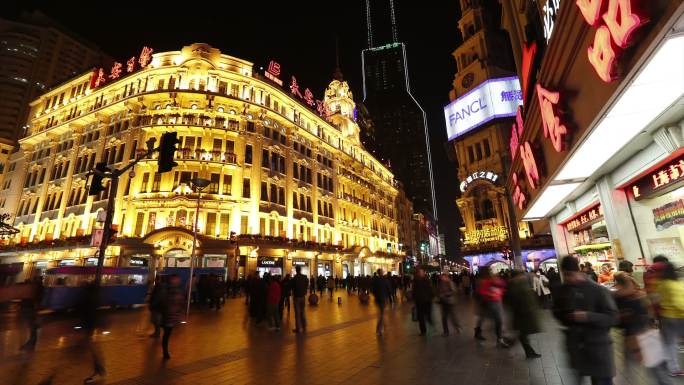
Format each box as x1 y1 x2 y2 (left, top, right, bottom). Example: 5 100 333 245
413 268 434 336
372 269 392 336
292 266 309 333
554 256 618 385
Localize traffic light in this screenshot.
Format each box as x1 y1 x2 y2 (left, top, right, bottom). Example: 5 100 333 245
88 162 108 196
157 132 180 173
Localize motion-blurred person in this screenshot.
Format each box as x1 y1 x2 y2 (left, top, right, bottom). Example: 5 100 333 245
598 265 614 285
532 270 551 308
148 275 164 338
281 274 292 316
265 274 281 331
506 271 541 358
553 256 618 385
292 266 309 333
583 262 599 282
161 274 184 359
413 268 434 336
19 275 44 351
654 262 684 376
80 281 106 384
613 272 672 385
437 273 461 336
474 267 509 347
372 268 391 336
327 275 335 300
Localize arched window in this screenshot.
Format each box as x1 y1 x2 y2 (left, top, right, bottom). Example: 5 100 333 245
482 199 495 220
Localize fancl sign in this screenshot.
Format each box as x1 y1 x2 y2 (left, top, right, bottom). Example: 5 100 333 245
444 76 523 141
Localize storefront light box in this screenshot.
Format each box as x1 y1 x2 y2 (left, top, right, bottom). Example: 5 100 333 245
444 76 523 141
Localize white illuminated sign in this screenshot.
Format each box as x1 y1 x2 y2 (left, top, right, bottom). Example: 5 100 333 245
444 76 523 141
460 171 499 193
543 0 562 42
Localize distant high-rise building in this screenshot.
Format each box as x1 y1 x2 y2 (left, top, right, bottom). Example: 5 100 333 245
361 0 437 222
0 11 110 148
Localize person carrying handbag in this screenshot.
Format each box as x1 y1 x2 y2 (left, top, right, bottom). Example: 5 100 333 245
613 272 671 385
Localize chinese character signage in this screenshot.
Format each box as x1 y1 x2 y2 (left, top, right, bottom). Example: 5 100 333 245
576 0 645 82
444 76 523 141
90 46 153 89
653 200 684 231
460 170 499 193
264 60 283 86
563 204 603 232
463 226 509 246
630 153 684 201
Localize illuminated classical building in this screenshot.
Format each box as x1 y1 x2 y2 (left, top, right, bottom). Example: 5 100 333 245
0 43 402 281
447 0 553 271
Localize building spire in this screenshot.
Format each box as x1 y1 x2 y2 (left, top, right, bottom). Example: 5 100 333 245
365 0 374 48
389 0 399 43
333 36 343 81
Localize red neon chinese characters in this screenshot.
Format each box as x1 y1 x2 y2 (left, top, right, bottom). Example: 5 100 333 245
653 170 671 189
109 62 122 80
315 100 327 117
303 88 314 106
520 141 540 189
512 173 527 210
510 107 524 160
290 76 303 98
267 61 281 76
127 57 136 73
588 26 616 82
576 0 603 25
521 42 537 102
138 46 153 68
603 0 641 48
536 85 568 152
94 68 106 88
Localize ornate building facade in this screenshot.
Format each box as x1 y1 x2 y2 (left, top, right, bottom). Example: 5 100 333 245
449 0 552 270
0 43 402 281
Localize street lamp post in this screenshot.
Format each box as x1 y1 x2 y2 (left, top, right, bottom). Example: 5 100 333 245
186 177 211 319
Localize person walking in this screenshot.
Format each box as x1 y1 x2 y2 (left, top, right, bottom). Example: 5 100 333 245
372 268 391 336
474 267 509 347
413 268 434 336
437 273 461 336
281 274 292 316
80 281 106 384
654 262 684 376
506 271 541 358
317 275 326 297
532 270 551 308
292 266 309 333
327 275 335 300
613 272 672 385
553 256 619 385
160 274 184 359
19 276 44 351
265 274 282 331
148 275 164 338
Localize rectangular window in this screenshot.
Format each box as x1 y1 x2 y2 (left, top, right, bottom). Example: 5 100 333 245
141 173 150 193
292 192 298 210
483 139 491 158
261 149 269 168
240 215 249 234
260 217 266 236
243 178 251 198
245 144 252 164
222 174 232 195
270 184 277 204
134 212 145 237
220 213 230 237
260 182 268 201
210 173 220 194
467 146 474 163
205 213 216 236
151 173 161 192
278 187 285 205
475 143 483 160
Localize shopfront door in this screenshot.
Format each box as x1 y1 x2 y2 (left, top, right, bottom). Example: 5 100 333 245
257 256 283 277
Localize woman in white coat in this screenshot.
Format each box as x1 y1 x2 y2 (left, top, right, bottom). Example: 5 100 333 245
532 270 551 308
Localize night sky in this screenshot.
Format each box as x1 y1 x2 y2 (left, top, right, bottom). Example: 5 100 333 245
3 1 463 257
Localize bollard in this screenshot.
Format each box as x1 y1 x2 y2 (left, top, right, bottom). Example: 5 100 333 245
338 296 342 305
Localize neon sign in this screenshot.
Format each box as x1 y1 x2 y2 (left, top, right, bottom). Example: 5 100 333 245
459 171 499 193
512 172 527 210
537 84 568 152
463 226 508 245
264 60 283 86
520 141 540 189
563 204 603 232
510 107 524 160
521 42 537 103
577 0 644 82
629 153 684 201
90 46 154 89
543 0 562 42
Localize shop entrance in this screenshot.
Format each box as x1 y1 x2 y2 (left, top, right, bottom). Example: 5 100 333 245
292 259 309 276
165 249 192 267
317 262 331 277
257 256 283 277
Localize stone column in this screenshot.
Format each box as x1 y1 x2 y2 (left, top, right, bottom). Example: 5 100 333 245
595 175 642 264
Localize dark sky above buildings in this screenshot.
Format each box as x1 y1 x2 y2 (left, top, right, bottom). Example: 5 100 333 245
3 0 463 257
